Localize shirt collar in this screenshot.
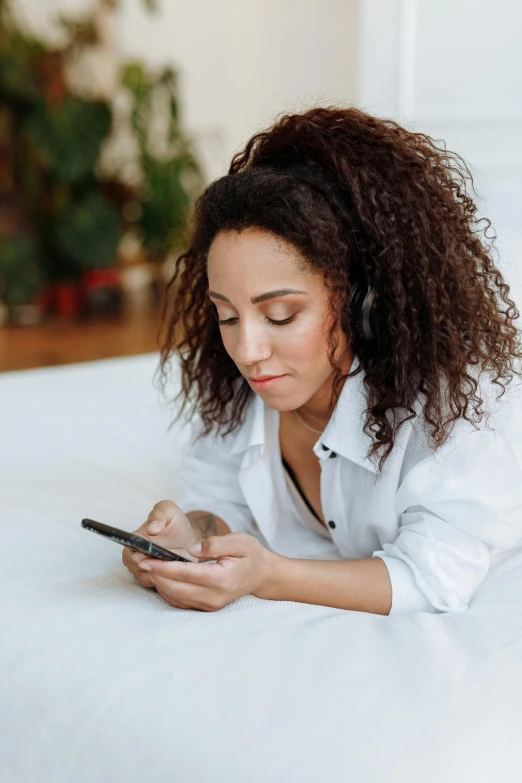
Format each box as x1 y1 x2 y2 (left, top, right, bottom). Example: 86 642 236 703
313 355 380 472
220 355 380 473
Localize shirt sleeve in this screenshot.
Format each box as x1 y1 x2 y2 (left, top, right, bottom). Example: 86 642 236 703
173 417 263 541
372 409 522 615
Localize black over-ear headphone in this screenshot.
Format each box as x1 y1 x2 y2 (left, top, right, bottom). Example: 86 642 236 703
347 271 380 343
255 162 382 345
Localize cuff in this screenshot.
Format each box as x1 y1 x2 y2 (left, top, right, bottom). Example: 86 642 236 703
372 553 440 615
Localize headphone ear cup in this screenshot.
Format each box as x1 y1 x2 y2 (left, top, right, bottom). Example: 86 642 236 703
348 281 371 341
348 280 364 337
361 286 379 342
349 281 380 342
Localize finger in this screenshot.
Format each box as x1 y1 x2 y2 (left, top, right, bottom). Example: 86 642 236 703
151 573 211 610
145 507 167 534
167 549 201 563
188 533 252 562
137 558 221 587
152 579 194 610
148 500 174 519
137 575 156 589
122 545 143 571
146 518 164 534
146 500 179 535
129 568 156 589
123 546 151 569
122 547 155 588
131 548 200 568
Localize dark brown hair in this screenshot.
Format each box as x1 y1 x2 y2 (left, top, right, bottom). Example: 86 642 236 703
155 105 522 473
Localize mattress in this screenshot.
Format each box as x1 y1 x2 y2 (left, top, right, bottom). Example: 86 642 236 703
1 352 521 783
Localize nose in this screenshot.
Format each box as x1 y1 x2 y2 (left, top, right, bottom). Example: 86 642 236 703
232 320 271 367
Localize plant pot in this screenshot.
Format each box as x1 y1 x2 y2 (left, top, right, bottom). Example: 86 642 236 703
82 269 124 317
35 285 57 316
54 282 86 318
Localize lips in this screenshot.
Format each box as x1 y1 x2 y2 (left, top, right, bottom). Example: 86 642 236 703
248 374 287 389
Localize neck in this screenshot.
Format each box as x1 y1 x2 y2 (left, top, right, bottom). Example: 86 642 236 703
296 389 337 432
296 350 355 431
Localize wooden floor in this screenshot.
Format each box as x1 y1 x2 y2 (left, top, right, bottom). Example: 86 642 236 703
0 298 167 372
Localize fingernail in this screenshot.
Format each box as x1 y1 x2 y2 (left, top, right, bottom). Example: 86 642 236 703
138 561 152 571
148 520 161 533
131 552 146 563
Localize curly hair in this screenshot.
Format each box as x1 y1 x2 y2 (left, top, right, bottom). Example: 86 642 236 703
155 105 522 473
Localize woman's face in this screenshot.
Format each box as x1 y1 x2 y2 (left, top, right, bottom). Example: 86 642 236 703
207 227 353 412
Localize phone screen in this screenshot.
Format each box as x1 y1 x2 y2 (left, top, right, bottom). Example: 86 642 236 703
81 518 192 562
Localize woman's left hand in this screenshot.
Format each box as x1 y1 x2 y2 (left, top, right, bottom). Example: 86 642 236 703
133 532 278 611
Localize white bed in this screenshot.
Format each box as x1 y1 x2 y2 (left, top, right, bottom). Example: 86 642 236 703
1 352 522 783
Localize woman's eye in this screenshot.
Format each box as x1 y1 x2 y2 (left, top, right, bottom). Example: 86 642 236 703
218 315 297 326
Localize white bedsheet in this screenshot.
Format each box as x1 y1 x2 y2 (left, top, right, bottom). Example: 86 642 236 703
1 353 522 783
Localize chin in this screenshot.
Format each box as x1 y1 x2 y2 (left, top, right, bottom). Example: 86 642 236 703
255 394 293 412
268 396 308 413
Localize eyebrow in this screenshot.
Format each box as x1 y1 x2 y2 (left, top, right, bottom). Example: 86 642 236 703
208 288 309 305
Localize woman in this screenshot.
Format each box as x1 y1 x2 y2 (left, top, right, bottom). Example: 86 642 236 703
122 106 522 616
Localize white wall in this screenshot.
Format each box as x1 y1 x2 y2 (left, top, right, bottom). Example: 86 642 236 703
15 0 359 181
357 0 522 308
15 0 522 309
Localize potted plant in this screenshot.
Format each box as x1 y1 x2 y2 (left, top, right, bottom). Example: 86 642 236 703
0 0 205 325
0 232 46 325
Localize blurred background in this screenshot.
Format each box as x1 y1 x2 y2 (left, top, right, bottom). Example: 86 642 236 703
0 0 520 371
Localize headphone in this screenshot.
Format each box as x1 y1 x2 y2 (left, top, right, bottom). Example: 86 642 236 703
347 270 380 343
255 162 382 345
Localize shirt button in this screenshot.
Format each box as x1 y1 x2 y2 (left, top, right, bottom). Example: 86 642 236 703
328 520 336 529
329 451 337 458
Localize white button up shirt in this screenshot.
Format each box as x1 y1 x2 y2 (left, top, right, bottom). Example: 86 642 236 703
175 357 522 615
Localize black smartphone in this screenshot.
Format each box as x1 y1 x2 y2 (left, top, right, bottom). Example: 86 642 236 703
81 518 192 562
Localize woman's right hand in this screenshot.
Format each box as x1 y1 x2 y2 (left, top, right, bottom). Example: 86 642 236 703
122 500 200 589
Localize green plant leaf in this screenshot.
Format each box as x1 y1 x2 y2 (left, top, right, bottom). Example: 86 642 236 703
138 155 192 259
0 28 45 105
54 192 121 270
23 97 111 183
0 235 46 304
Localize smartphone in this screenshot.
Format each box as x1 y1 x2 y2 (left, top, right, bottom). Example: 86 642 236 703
81 518 192 562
